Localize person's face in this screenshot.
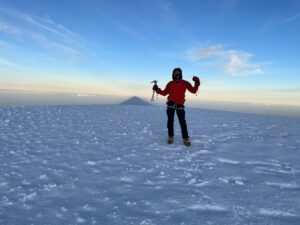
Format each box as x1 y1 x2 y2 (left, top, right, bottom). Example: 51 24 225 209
174 71 181 80
174 71 180 76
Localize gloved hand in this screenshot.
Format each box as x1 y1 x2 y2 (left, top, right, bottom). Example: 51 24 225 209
192 76 200 85
152 84 158 91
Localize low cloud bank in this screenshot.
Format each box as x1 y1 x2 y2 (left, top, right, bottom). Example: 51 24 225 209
0 90 299 118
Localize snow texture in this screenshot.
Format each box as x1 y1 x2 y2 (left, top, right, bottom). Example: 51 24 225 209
0 104 299 225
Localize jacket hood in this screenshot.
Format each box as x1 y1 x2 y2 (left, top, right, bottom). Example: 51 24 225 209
172 67 183 81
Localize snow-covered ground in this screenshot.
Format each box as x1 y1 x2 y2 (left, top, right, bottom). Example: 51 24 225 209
0 104 299 225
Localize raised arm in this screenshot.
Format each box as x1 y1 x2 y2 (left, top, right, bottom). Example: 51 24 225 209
186 76 200 94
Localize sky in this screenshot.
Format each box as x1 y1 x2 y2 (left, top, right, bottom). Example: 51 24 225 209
0 0 300 107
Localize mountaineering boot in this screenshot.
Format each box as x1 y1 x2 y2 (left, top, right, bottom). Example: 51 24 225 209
183 138 191 147
167 136 174 144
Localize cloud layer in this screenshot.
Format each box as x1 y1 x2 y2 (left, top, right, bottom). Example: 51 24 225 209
187 45 262 76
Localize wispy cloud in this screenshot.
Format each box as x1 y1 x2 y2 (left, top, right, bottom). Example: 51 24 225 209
110 0 178 41
220 0 239 10
283 11 300 23
115 22 147 41
0 21 21 35
260 10 300 32
221 51 262 76
25 16 76 42
187 45 223 61
155 0 177 22
218 0 239 15
0 7 84 60
186 45 262 76
26 31 81 58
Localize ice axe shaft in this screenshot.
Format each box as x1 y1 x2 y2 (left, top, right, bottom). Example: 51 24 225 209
150 80 158 101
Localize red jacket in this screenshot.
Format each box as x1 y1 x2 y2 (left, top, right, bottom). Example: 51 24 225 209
156 80 200 105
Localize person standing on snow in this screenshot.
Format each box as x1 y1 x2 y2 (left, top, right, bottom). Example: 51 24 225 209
152 67 200 146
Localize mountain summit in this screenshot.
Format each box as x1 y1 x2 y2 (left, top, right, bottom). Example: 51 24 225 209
1 104 298 224
120 96 151 105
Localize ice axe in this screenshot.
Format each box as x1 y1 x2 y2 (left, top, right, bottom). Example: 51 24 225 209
150 80 158 101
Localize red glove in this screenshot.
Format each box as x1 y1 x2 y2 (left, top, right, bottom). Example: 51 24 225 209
192 76 200 85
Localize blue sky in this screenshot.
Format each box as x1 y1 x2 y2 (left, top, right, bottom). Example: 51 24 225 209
0 0 299 106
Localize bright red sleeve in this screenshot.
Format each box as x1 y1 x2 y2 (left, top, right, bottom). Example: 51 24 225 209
156 82 170 96
186 80 200 94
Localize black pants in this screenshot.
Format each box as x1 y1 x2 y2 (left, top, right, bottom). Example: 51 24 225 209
166 107 189 139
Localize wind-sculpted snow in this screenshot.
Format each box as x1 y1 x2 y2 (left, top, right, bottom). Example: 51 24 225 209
0 105 299 225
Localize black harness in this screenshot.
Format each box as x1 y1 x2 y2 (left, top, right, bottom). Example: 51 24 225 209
167 101 184 110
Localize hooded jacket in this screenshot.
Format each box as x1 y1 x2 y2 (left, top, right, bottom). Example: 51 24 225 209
156 79 200 105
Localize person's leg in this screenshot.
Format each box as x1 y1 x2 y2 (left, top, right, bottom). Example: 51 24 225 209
166 107 175 137
176 109 189 139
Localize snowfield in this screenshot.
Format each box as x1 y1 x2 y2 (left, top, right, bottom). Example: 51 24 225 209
0 104 299 225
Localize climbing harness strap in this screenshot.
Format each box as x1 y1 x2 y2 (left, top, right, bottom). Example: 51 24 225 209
167 102 184 110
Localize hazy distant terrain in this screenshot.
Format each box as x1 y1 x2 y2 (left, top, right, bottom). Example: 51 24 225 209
0 104 299 224
0 91 299 118
0 90 124 106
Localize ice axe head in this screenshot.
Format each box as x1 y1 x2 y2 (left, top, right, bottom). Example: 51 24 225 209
151 80 158 85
